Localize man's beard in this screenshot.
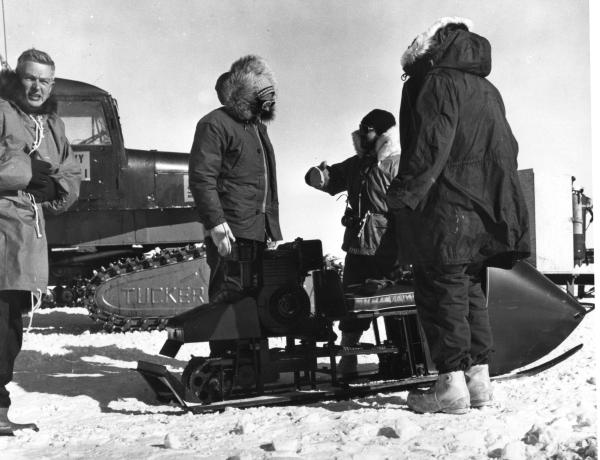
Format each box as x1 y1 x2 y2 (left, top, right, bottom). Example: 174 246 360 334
259 106 276 122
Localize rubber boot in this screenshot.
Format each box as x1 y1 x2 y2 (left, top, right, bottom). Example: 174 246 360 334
337 331 362 376
0 407 38 436
407 371 470 414
465 364 493 407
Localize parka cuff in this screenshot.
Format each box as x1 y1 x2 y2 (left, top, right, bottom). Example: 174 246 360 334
203 215 226 232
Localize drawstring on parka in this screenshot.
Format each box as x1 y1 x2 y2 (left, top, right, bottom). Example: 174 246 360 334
23 115 46 330
25 113 45 238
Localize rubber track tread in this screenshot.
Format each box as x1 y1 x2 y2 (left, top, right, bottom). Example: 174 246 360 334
80 245 205 333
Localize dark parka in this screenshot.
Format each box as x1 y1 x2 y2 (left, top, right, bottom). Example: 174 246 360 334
0 78 81 292
387 28 530 266
323 128 400 257
189 108 281 242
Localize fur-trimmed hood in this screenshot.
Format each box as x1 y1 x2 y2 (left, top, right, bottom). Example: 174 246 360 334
352 126 400 162
220 55 276 122
0 69 58 114
400 17 491 78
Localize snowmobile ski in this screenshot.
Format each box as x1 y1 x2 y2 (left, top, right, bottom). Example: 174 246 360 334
137 343 583 413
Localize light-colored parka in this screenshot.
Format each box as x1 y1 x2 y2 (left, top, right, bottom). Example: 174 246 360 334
0 74 81 292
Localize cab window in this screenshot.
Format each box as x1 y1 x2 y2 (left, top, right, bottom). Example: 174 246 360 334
58 100 112 145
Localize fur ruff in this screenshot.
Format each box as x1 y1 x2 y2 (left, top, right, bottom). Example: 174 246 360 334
401 17 473 72
221 55 277 122
352 126 400 162
0 69 57 114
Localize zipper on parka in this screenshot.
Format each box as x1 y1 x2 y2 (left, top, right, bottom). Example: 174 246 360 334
253 124 268 213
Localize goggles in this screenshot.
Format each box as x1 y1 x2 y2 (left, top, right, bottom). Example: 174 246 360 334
358 124 375 135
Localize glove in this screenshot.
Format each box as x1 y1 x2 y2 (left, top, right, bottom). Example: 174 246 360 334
27 158 53 188
209 222 236 256
304 161 329 189
25 176 59 203
25 159 59 202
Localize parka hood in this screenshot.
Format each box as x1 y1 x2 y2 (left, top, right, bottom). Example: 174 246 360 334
220 55 276 122
352 126 400 162
401 17 491 78
0 69 58 115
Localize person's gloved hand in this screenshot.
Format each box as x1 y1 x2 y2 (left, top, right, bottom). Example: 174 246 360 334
304 161 329 189
209 222 236 256
26 178 58 203
27 158 53 188
25 159 59 202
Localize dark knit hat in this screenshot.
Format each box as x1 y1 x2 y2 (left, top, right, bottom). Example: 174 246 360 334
360 109 396 135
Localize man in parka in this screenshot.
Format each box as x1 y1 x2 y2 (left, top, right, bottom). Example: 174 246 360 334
386 18 530 414
0 49 81 434
189 55 282 356
305 109 400 375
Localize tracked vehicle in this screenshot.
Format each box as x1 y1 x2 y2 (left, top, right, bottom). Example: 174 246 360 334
45 78 208 331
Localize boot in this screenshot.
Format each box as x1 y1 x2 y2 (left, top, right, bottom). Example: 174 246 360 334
465 364 493 407
337 331 362 376
407 371 470 414
0 407 38 436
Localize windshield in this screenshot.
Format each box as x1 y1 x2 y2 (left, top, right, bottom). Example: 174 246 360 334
57 100 112 145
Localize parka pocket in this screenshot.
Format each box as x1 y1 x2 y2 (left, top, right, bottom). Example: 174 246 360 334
12 199 37 225
222 139 245 172
359 212 389 254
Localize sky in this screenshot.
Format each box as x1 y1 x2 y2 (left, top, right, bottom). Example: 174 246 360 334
3 0 593 256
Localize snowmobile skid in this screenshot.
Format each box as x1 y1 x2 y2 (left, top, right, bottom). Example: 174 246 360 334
139 343 583 413
137 238 593 412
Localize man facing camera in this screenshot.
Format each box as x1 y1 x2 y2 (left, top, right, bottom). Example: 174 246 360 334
0 48 81 435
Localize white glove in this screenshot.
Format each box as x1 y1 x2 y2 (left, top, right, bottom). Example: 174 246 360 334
209 222 236 256
305 161 329 189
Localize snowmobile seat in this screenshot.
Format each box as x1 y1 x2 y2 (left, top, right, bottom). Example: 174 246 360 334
344 282 415 314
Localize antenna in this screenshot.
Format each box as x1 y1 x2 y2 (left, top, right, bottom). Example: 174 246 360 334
0 0 8 70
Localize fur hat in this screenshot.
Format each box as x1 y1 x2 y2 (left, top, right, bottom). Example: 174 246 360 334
360 109 396 136
401 17 473 72
220 55 277 121
215 72 230 104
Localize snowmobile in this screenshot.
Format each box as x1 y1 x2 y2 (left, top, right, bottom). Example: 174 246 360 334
137 238 593 413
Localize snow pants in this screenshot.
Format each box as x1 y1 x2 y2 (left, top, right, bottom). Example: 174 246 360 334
0 291 28 408
205 237 265 356
413 263 493 373
339 252 398 333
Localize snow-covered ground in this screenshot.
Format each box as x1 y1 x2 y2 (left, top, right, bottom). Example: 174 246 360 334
0 302 597 460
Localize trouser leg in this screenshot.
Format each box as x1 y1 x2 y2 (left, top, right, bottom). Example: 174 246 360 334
465 264 493 365
0 291 27 408
206 238 243 302
339 254 376 333
413 264 472 373
205 238 263 356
